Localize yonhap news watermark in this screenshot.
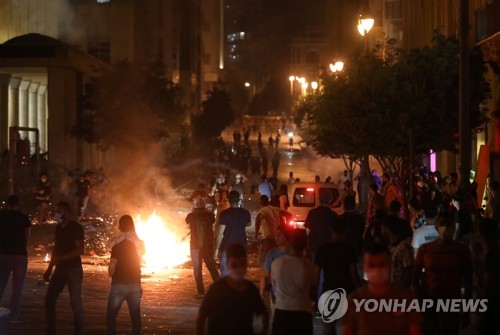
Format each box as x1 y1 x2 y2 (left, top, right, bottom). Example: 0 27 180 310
318 289 488 323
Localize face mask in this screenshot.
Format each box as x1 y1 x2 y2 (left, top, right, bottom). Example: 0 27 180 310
365 268 389 286
54 213 64 224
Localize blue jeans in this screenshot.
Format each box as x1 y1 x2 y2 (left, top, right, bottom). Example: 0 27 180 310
191 248 219 294
106 283 142 335
0 255 28 320
220 250 229 277
45 266 84 335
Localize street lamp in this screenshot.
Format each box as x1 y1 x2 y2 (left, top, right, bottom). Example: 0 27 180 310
311 81 318 90
297 77 306 84
244 82 250 87
356 5 375 211
329 61 345 73
357 5 374 36
301 82 308 95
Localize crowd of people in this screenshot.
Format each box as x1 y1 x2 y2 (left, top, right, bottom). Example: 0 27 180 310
2 152 500 335
31 167 111 223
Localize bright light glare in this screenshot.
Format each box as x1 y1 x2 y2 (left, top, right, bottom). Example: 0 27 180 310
311 81 318 90
289 75 295 82
288 131 294 138
358 16 374 36
244 82 250 87
306 188 314 192
329 63 337 73
334 61 344 72
135 213 190 269
301 82 308 90
297 77 306 84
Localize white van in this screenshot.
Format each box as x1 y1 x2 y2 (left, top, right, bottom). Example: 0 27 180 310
287 182 340 228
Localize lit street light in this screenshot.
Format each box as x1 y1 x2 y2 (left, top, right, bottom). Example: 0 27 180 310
357 5 375 37
301 81 308 95
311 81 318 90
244 82 250 87
297 77 306 84
356 4 374 211
329 61 344 73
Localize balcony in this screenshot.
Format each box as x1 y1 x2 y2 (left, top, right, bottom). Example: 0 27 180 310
475 0 500 43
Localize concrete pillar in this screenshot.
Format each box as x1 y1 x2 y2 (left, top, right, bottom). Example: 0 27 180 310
8 77 21 128
18 80 30 139
28 82 39 154
48 67 78 167
37 85 47 153
0 74 11 151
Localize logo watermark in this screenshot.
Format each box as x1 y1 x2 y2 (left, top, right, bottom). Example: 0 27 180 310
318 289 488 324
317 289 348 323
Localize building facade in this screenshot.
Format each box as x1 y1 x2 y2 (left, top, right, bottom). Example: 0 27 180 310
0 0 222 170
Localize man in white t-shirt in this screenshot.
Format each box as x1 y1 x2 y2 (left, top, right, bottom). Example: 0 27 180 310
411 206 439 256
271 229 317 335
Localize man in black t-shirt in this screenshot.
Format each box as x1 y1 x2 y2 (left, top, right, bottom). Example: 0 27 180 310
197 243 268 335
107 215 144 335
305 189 339 258
0 195 31 322
43 202 85 335
186 197 220 297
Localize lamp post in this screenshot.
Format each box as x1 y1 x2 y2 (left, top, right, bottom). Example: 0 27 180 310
311 81 318 91
289 75 295 96
356 5 374 212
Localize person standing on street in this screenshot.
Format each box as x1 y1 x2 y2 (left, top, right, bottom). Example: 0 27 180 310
271 229 317 335
44 201 85 335
413 212 473 335
107 215 145 335
33 172 52 224
255 195 283 268
305 189 339 258
197 243 269 335
0 195 32 322
217 191 251 276
186 197 220 298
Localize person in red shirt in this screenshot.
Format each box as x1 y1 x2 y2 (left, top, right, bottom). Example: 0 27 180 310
413 212 473 335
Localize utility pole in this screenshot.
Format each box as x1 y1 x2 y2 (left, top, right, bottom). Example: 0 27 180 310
459 0 471 188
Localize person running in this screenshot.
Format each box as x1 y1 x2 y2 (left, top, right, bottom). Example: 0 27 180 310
186 197 220 298
33 173 52 224
271 229 317 335
0 195 31 322
197 243 269 335
107 215 145 335
343 243 421 335
413 212 473 335
43 202 85 335
217 191 251 276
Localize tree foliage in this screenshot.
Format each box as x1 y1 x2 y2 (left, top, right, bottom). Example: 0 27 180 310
302 32 491 190
192 85 235 142
72 60 185 150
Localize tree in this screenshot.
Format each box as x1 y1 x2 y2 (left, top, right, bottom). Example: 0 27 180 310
72 60 186 151
192 85 235 142
304 32 491 199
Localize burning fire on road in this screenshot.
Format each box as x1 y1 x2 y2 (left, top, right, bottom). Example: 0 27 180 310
134 213 190 269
